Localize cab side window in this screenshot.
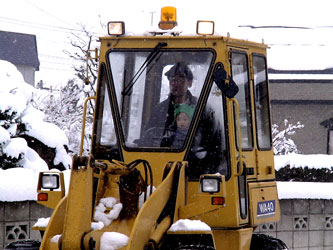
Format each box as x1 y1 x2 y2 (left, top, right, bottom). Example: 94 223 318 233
253 55 272 149
186 83 229 179
231 51 253 150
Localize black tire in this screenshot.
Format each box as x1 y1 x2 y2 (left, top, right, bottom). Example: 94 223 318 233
5 240 41 250
159 234 215 250
176 246 215 250
250 234 288 250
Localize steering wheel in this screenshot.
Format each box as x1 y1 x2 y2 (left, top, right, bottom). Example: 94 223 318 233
142 127 174 147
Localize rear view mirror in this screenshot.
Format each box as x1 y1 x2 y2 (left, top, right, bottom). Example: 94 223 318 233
213 63 239 98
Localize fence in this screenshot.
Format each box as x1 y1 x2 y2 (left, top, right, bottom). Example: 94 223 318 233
0 201 52 248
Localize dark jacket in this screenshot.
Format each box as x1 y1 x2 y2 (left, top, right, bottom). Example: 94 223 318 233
141 90 224 179
145 91 198 132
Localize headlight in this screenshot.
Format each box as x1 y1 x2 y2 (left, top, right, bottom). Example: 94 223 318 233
108 21 125 36
41 174 60 190
196 21 215 35
200 176 221 193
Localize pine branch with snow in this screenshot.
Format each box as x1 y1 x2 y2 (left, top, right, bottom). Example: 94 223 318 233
272 119 304 155
0 60 71 171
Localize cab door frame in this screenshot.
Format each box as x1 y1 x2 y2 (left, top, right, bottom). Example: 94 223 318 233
229 47 255 225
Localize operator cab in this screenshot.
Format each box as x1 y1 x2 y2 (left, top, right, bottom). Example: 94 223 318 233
93 45 229 179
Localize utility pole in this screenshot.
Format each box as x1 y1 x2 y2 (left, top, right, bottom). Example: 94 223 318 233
149 11 156 26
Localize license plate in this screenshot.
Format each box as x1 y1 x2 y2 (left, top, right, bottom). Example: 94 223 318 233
257 200 276 217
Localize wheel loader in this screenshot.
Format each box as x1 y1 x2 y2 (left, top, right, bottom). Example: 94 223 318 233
32 6 288 250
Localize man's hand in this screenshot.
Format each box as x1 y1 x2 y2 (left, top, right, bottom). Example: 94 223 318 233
195 147 207 159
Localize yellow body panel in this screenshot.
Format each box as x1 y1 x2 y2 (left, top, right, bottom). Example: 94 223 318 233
36 172 65 209
248 181 281 226
40 197 67 249
213 228 253 250
62 165 93 249
126 162 185 250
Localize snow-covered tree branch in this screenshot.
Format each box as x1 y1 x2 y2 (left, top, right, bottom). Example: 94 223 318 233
35 79 93 154
272 119 304 155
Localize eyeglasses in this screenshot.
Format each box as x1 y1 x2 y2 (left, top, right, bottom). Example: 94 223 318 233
168 75 186 83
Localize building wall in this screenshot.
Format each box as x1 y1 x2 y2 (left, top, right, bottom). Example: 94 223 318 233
15 64 35 86
269 82 333 102
257 199 333 250
271 103 333 154
269 81 333 154
0 201 52 248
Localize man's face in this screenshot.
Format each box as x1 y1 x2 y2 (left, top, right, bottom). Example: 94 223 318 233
169 74 192 98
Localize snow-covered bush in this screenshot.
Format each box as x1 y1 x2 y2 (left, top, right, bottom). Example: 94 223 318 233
0 60 71 170
272 119 304 155
276 166 333 182
275 153 333 182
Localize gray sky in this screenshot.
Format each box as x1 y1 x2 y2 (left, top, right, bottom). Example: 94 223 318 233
1 0 333 86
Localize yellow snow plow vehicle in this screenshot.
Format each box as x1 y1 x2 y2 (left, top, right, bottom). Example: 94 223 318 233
34 7 287 250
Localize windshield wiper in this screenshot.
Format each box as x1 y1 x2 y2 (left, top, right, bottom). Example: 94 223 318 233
122 42 167 96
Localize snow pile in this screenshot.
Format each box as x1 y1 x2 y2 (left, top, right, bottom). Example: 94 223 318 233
0 60 35 101
278 182 333 200
0 168 41 201
91 221 104 231
0 168 71 202
169 219 211 232
51 235 61 243
274 153 333 171
94 197 123 227
33 217 50 228
33 217 105 231
100 232 129 250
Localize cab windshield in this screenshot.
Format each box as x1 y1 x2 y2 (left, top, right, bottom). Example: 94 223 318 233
103 49 214 149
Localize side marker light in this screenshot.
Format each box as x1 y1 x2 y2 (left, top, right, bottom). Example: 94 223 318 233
38 193 48 201
212 197 225 205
